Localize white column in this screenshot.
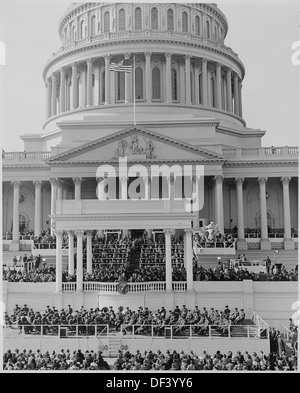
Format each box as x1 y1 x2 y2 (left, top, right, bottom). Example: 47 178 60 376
55 230 63 292
165 53 172 103
226 68 233 113
195 64 200 105
120 177 127 200
258 177 268 241
235 178 245 241
59 68 66 113
185 55 191 105
145 52 152 103
46 79 52 118
214 175 224 234
50 178 57 235
233 73 239 116
94 61 100 105
34 181 42 236
165 229 172 292
169 176 174 200
143 176 151 200
67 230 75 276
86 230 93 274
238 78 243 117
76 230 84 292
281 177 292 240
184 229 194 292
104 56 110 105
216 63 222 109
179 59 185 104
81 66 87 107
57 180 63 201
123 53 132 104
12 181 20 242
73 177 82 200
71 63 78 110
86 58 93 107
51 73 57 116
201 59 208 106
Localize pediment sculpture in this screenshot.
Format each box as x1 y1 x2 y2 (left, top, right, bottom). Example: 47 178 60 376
113 134 156 159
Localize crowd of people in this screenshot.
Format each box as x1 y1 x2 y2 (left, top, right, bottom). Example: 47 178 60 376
5 303 246 338
193 261 298 282
127 264 186 282
3 348 297 371
3 349 110 370
113 348 298 371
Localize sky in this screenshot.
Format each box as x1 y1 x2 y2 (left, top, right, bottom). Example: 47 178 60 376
0 0 299 151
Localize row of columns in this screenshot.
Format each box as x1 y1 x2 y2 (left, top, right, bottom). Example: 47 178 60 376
234 177 293 248
46 54 243 118
9 176 293 245
55 228 194 292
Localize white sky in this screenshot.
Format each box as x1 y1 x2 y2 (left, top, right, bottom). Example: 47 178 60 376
0 0 299 151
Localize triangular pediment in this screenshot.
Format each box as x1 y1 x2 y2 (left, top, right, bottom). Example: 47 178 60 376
47 127 224 164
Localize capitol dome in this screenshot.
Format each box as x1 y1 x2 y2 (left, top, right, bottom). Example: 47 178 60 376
43 2 245 138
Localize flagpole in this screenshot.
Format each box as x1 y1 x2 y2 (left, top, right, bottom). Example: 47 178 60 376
133 55 136 126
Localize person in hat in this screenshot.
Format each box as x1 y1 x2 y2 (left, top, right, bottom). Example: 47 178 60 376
223 305 231 316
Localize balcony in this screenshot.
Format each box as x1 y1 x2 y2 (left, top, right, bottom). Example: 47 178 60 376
2 151 51 164
222 146 298 161
55 199 191 216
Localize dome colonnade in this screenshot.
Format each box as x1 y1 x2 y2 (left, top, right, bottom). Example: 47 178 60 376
44 3 244 123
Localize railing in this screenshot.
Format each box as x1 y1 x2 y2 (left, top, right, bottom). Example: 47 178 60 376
283 326 292 340
76 281 169 293
194 241 235 248
83 282 118 292
252 311 269 339
222 146 298 158
4 323 264 340
172 282 187 292
4 324 109 339
128 282 166 293
2 152 51 161
62 282 77 292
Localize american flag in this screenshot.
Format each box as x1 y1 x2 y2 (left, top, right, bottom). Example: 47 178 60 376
107 56 133 73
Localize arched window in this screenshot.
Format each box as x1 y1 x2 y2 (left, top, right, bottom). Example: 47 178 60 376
117 72 125 101
118 9 126 31
206 20 210 39
91 15 96 35
135 67 143 100
101 71 105 102
171 69 177 101
167 9 174 31
195 15 200 36
152 67 161 99
151 7 158 30
104 11 110 33
182 11 188 33
80 20 85 39
134 7 142 30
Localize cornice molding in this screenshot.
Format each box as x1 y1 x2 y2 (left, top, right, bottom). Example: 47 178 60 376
224 160 299 167
43 36 245 81
46 126 225 163
48 158 224 167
